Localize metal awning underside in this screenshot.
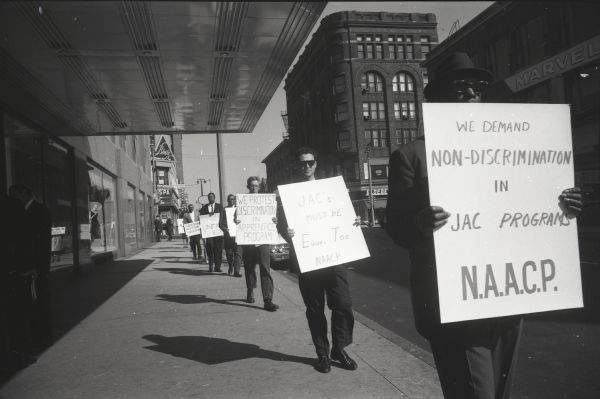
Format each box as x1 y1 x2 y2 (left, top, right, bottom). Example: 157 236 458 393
0 1 325 136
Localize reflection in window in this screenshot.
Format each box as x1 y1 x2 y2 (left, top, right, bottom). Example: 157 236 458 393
88 163 118 254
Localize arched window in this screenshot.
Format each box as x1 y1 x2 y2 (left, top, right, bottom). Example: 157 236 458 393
392 72 415 93
361 71 384 93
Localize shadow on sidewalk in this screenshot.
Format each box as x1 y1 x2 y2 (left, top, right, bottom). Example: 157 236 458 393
156 294 261 310
51 259 153 341
153 267 221 276
142 334 314 366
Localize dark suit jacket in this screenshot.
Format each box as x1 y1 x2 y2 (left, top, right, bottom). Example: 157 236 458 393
200 202 223 216
26 200 52 275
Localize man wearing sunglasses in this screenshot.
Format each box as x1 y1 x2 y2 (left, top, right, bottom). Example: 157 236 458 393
386 52 583 399
277 147 358 374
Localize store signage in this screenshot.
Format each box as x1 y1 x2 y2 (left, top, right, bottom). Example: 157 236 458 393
157 185 172 198
154 135 176 162
371 165 388 179
422 103 582 323
51 227 66 235
505 34 600 92
363 186 388 196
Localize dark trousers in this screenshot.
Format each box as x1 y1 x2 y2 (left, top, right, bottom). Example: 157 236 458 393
225 239 242 275
206 237 224 271
189 236 201 258
155 230 161 242
29 273 53 352
429 317 523 399
242 245 273 302
298 266 354 357
2 275 33 365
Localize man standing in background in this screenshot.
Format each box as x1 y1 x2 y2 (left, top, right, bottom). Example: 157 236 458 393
200 193 224 273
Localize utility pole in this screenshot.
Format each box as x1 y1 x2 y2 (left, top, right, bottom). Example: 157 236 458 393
365 145 376 227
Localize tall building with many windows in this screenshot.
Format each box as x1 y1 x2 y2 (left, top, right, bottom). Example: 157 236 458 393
284 11 437 223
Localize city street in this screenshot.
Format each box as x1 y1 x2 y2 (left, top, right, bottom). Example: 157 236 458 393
339 228 600 399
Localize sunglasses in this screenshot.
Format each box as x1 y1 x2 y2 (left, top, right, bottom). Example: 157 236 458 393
452 79 488 94
298 160 316 167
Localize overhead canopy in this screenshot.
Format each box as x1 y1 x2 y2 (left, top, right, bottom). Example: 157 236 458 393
0 1 325 136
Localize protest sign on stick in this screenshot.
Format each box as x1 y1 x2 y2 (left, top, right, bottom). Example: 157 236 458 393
278 176 370 273
423 103 582 323
183 221 201 237
176 218 184 235
199 213 223 238
235 194 278 245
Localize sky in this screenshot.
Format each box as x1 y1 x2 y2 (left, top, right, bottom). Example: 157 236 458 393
182 1 493 205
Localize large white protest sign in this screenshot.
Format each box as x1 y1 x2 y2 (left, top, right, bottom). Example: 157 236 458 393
183 221 201 237
423 103 582 323
235 194 278 245
225 207 237 237
176 218 184 234
278 176 370 273
199 213 223 238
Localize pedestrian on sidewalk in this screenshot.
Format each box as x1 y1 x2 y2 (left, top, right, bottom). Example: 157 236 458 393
219 194 242 277
183 204 202 261
9 184 54 354
200 193 224 273
386 52 584 399
236 177 279 312
165 217 173 241
154 215 162 242
276 147 359 374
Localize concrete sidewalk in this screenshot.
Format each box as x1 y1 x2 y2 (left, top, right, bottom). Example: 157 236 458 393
0 241 442 399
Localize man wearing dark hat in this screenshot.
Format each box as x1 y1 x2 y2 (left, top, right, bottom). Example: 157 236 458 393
386 52 583 399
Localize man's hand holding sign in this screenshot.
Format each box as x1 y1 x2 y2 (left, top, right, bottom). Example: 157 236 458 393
422 103 583 323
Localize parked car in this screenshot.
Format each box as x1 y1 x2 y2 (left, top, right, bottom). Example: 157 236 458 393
270 234 289 269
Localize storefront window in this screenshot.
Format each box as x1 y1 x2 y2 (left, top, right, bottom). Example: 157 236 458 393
88 162 118 255
44 139 74 268
125 184 137 253
5 114 75 269
138 190 145 246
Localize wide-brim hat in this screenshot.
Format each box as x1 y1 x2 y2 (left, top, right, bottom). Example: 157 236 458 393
424 52 494 99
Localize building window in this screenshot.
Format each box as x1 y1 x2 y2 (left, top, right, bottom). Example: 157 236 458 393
331 44 344 62
392 72 415 92
157 168 169 185
388 37 396 59
395 128 417 144
394 102 416 119
364 129 387 148
333 75 346 94
337 130 352 151
363 102 386 121
335 103 348 123
420 36 431 59
366 43 374 59
361 72 384 93
375 44 383 59
422 71 429 86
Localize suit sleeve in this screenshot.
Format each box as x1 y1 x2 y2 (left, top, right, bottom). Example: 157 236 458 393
386 149 426 249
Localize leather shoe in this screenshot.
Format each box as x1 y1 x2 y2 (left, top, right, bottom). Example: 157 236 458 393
233 273 242 278
314 355 331 373
247 290 255 303
264 301 279 312
331 348 357 370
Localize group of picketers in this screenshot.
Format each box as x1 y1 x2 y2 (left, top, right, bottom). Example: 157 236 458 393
174 53 585 399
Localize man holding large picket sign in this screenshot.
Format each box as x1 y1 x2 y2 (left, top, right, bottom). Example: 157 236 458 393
277 147 369 374
386 52 584 399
